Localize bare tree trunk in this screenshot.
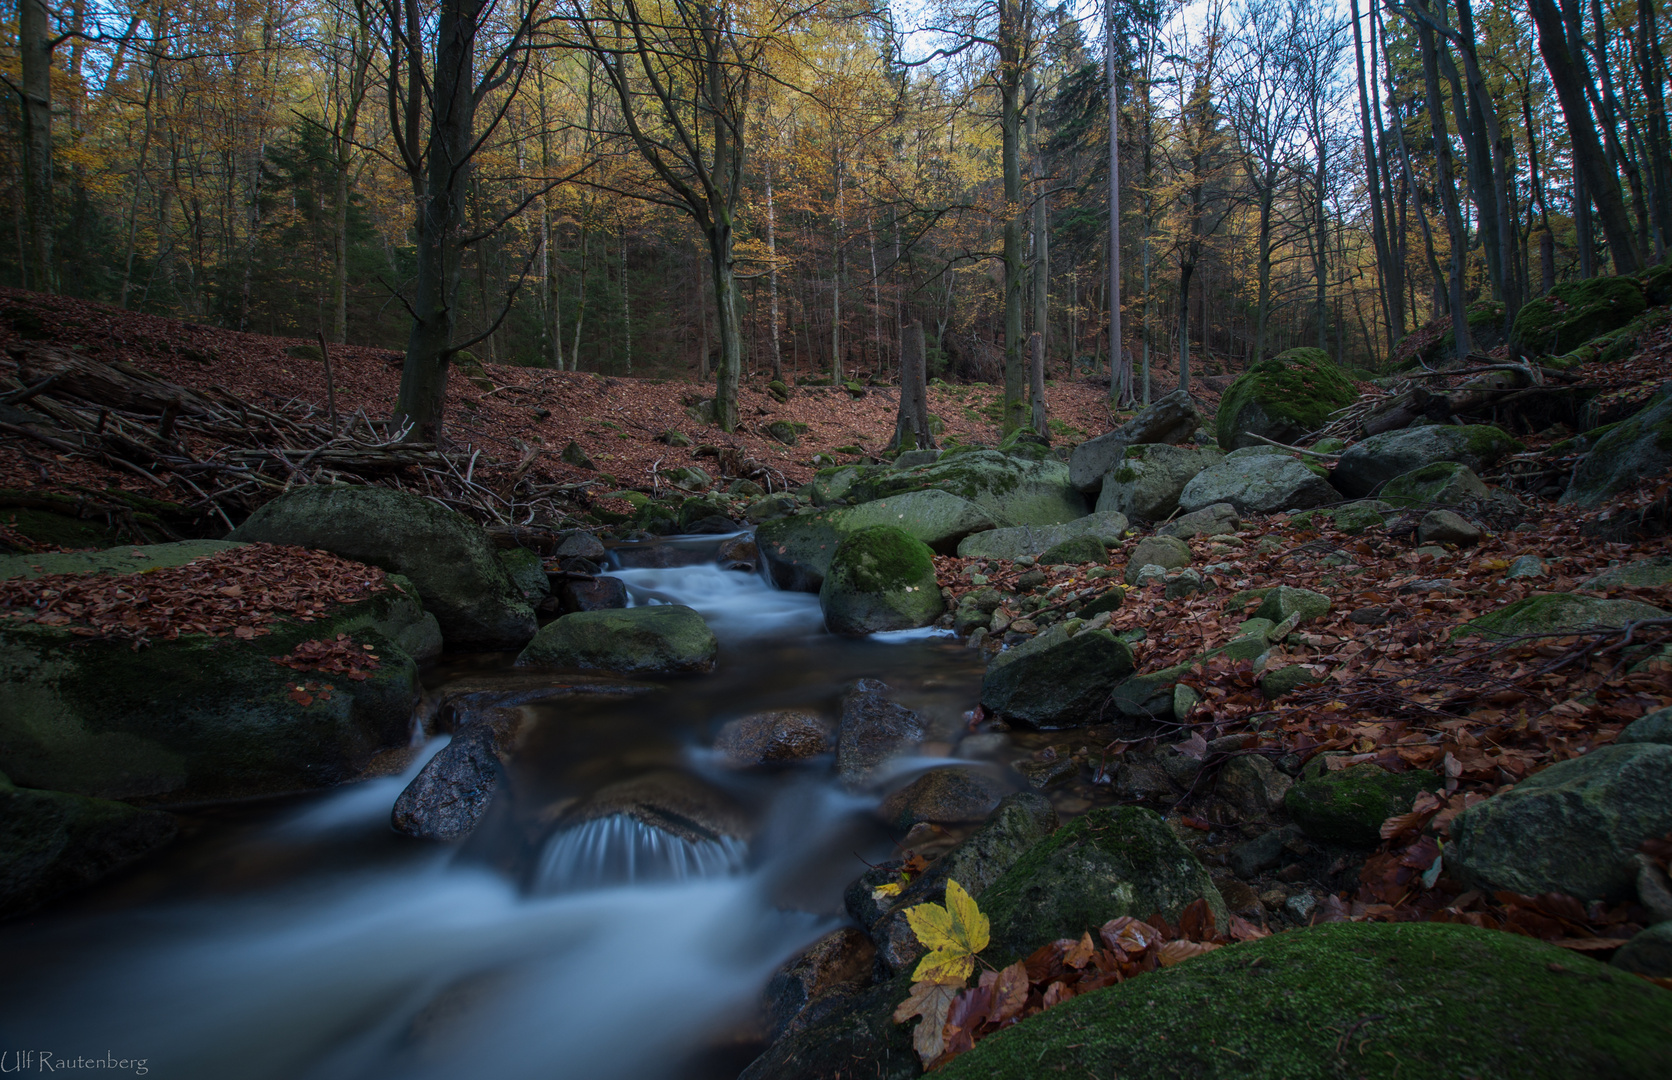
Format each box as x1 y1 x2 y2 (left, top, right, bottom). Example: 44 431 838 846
765 156 783 381
18 0 56 292
831 155 844 384
892 320 935 451
998 0 1028 434
1105 12 1123 404
1026 69 1050 431
1412 8 1471 360
1351 0 1398 351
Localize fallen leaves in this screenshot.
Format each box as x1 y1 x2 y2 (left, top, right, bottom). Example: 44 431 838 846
905 880 990 984
270 633 382 681
0 543 388 645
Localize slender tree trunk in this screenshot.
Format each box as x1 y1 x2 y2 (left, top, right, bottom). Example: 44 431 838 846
1413 10 1471 360
1636 0 1672 257
620 225 631 374
18 0 56 292
1352 0 1398 350
1529 0 1641 274
765 157 783 382
831 155 844 384
893 319 935 450
1105 14 1123 405
998 0 1028 434
1027 69 1050 431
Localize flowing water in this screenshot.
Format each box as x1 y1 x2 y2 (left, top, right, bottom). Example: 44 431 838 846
0 534 1004 1080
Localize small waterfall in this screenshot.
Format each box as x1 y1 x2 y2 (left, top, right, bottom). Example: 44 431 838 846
534 815 749 893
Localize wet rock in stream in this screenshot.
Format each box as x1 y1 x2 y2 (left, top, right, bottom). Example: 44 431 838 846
715 709 834 766
835 679 925 790
392 708 524 841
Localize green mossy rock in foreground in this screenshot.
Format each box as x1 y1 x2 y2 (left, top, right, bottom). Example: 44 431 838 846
937 921 1672 1080
819 526 944 635
1285 764 1438 846
228 484 536 650
0 586 432 803
515 604 718 674
1510 274 1647 355
758 492 997 592
978 806 1227 962
1457 592 1667 641
1215 348 1358 451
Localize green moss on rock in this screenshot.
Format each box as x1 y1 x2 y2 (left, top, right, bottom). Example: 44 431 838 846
1512 275 1648 356
1458 592 1667 641
1216 349 1359 451
818 526 944 635
938 921 1672 1080
516 605 717 673
1038 534 1107 566
1285 764 1438 845
981 621 1136 728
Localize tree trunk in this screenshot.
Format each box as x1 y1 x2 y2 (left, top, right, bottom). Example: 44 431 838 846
1104 15 1123 405
1412 10 1471 360
1529 0 1641 274
893 320 935 451
998 0 1028 435
765 157 783 382
1027 69 1050 430
19 0 56 293
1352 0 1397 353
393 0 481 440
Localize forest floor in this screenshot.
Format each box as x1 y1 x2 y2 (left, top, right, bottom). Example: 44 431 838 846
0 286 1202 502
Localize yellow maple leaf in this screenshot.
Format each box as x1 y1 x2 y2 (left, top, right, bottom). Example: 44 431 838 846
904 879 990 984
871 881 904 901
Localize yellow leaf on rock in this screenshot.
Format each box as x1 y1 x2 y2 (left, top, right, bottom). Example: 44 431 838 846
871 881 904 900
905 879 989 984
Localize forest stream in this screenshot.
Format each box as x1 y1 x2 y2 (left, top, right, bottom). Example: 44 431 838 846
0 532 999 1080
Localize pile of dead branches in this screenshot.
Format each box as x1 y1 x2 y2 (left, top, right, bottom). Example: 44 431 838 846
1 343 589 535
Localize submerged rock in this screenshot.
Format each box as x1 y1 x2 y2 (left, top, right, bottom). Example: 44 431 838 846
229 484 537 650
515 605 718 674
877 767 1006 832
0 773 178 919
835 680 924 789
714 709 834 766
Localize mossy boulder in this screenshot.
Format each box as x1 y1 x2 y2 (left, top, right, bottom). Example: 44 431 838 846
495 548 549 603
1563 383 1672 507
0 587 431 803
1095 444 1224 520
1331 425 1522 498
1585 556 1672 588
1068 389 1204 492
1378 461 1491 508
1511 274 1648 356
1215 348 1359 451
758 491 997 593
1038 534 1107 566
1253 585 1331 625
1328 503 1386 534
515 605 718 674
765 419 802 446
819 527 944 636
846 450 1087 528
1457 592 1667 641
955 510 1128 561
953 588 1004 636
1450 742 1672 902
1 773 179 919
980 621 1136 728
978 806 1227 962
228 485 537 651
808 465 865 506
938 921 1672 1080
1285 764 1438 845
1123 534 1191 583
0 540 245 582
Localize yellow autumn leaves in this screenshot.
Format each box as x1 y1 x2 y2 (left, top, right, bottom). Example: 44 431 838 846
903 879 989 984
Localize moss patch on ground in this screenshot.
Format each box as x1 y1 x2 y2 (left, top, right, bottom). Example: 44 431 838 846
938 920 1672 1080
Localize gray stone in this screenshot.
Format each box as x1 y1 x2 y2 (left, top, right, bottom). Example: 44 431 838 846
228 485 537 650
1228 825 1300 879
1177 455 1339 516
835 680 924 789
954 588 1005 636
1123 535 1191 584
1218 755 1295 821
892 449 940 469
515 605 718 674
1158 502 1240 539
1458 593 1667 641
1450 742 1672 901
1163 568 1204 599
1619 707 1672 746
555 532 608 561
1379 462 1491 508
391 709 521 841
955 510 1129 560
1253 586 1331 625
1584 556 1672 589
556 576 628 612
1094 444 1224 521
1418 509 1484 546
0 775 178 919
1331 425 1521 498
980 621 1136 729
1564 383 1672 506
878 767 1007 831
819 527 945 636
847 450 1087 529
714 709 834 765
496 547 550 603
1506 555 1549 579
762 927 876 1042
1612 922 1672 979
1285 892 1318 922
1068 390 1203 492
745 493 798 524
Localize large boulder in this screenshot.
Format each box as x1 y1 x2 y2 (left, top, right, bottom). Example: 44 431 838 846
1214 348 1358 451
980 621 1136 729
845 450 1087 528
0 587 430 804
935 922 1672 1080
1563 384 1672 507
978 806 1227 961
1510 274 1648 355
1094 444 1224 521
1158 502 1240 539
1177 454 1339 515
758 491 997 593
1457 592 1666 641
1585 556 1672 589
1450 742 1672 902
515 605 718 674
819 526 944 636
1331 425 1522 498
1379 461 1491 507
956 510 1129 561
1068 390 1203 493
228 485 537 650
1 773 178 919
1123 534 1191 583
